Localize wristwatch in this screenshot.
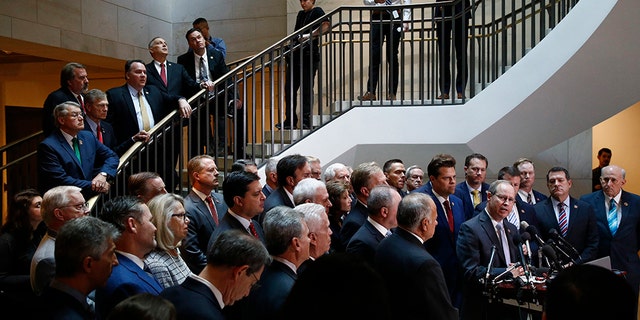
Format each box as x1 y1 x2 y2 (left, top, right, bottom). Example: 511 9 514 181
99 172 108 178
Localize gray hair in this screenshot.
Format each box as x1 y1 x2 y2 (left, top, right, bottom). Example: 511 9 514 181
323 162 348 182
293 178 326 205
294 203 326 233
367 185 398 217
53 101 82 128
262 206 306 256
41 185 82 225
397 193 435 230
147 193 185 251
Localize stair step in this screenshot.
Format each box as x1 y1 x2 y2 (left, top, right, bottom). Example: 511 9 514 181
312 114 332 126
263 129 312 143
245 143 288 158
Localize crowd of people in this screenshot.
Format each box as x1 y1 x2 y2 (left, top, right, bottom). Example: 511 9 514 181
3 146 640 319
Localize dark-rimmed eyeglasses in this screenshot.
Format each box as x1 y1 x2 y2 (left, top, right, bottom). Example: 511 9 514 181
171 213 188 222
61 202 89 211
250 273 261 291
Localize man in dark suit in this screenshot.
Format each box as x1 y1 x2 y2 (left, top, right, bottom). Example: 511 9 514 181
534 167 599 265
339 161 388 249
42 62 89 136
457 180 526 320
591 147 612 192
32 216 119 319
161 230 271 320
455 153 490 220
146 37 200 98
241 206 310 319
208 170 266 252
177 27 243 156
375 192 458 320
580 165 640 297
105 59 192 185
346 185 401 266
514 158 548 205
182 155 228 274
262 157 279 199
82 89 120 153
435 0 472 99
96 196 164 320
37 102 118 199
415 153 465 308
261 154 311 222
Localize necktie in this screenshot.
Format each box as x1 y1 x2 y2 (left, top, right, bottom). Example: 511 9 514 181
558 203 568 237
77 94 86 114
527 193 533 205
608 199 619 236
160 62 167 86
385 230 392 237
205 195 219 225
138 91 151 131
72 137 81 164
199 56 209 82
443 199 454 233
496 223 512 265
96 123 103 143
472 189 481 207
248 221 259 238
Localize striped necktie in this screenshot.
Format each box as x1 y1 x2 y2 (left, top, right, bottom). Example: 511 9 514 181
558 203 568 237
608 199 619 236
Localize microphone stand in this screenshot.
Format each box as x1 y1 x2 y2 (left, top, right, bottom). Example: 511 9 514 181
482 245 497 301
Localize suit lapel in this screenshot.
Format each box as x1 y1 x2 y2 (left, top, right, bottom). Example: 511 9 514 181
56 131 85 178
480 211 506 265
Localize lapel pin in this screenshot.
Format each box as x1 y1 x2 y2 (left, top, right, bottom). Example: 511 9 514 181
624 202 629 207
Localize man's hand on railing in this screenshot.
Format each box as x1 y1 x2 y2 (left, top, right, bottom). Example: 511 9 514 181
403 23 410 32
178 98 193 118
91 174 110 194
200 80 215 92
132 131 150 143
298 34 311 42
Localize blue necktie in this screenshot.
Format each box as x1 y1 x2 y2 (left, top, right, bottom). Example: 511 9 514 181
608 199 618 236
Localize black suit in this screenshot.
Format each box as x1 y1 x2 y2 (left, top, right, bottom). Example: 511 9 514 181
375 227 458 320
241 260 297 319
581 190 640 296
457 210 522 320
145 60 199 98
177 49 245 156
105 84 183 184
83 119 121 154
339 199 369 250
42 87 82 136
435 0 472 97
534 197 599 264
260 187 295 224
32 283 93 319
208 212 265 252
346 220 386 266
161 276 224 320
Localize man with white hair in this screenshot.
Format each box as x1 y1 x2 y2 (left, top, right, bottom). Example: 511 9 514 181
294 203 332 273
293 178 332 213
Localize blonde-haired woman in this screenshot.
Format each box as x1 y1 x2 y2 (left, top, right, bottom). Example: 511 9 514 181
145 193 192 288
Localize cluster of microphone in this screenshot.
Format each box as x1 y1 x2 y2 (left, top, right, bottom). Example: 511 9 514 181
520 221 581 275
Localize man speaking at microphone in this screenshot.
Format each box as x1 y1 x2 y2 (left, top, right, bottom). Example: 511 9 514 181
534 167 598 265
457 180 525 320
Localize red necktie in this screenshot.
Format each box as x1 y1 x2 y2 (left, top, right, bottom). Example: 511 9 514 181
248 221 259 238
205 196 219 225
160 63 167 86
96 123 103 143
77 94 86 114
444 199 454 233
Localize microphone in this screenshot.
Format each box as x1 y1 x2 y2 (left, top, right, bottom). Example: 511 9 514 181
547 239 575 264
541 244 563 272
482 245 497 286
548 228 581 260
521 231 533 263
521 221 545 247
512 233 530 280
492 262 521 284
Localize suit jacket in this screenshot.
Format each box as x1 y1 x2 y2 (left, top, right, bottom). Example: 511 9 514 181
208 211 266 251
261 187 295 223
182 190 227 274
412 180 433 195
520 189 548 204
95 253 163 320
346 220 386 265
339 199 369 250
33 284 93 320
83 119 120 154
177 48 229 84
145 60 199 97
534 197 599 264
456 210 521 320
262 184 273 199
455 181 490 220
42 87 81 136
581 190 640 295
37 130 118 199
423 192 465 307
160 276 224 320
104 84 182 155
242 260 297 320
375 228 458 320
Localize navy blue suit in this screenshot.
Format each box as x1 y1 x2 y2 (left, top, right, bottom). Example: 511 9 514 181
83 119 120 154
145 61 199 97
581 190 640 296
534 197 599 264
182 190 227 274
37 130 118 199
33 284 93 319
339 200 369 250
455 181 489 220
208 211 265 251
242 260 297 319
42 87 81 136
160 276 224 320
457 210 522 320
346 220 386 266
375 227 458 320
95 253 163 320
260 187 295 224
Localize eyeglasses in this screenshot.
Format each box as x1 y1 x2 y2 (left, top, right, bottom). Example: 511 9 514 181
62 202 89 211
171 213 188 222
494 194 516 204
67 112 83 119
250 273 261 291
